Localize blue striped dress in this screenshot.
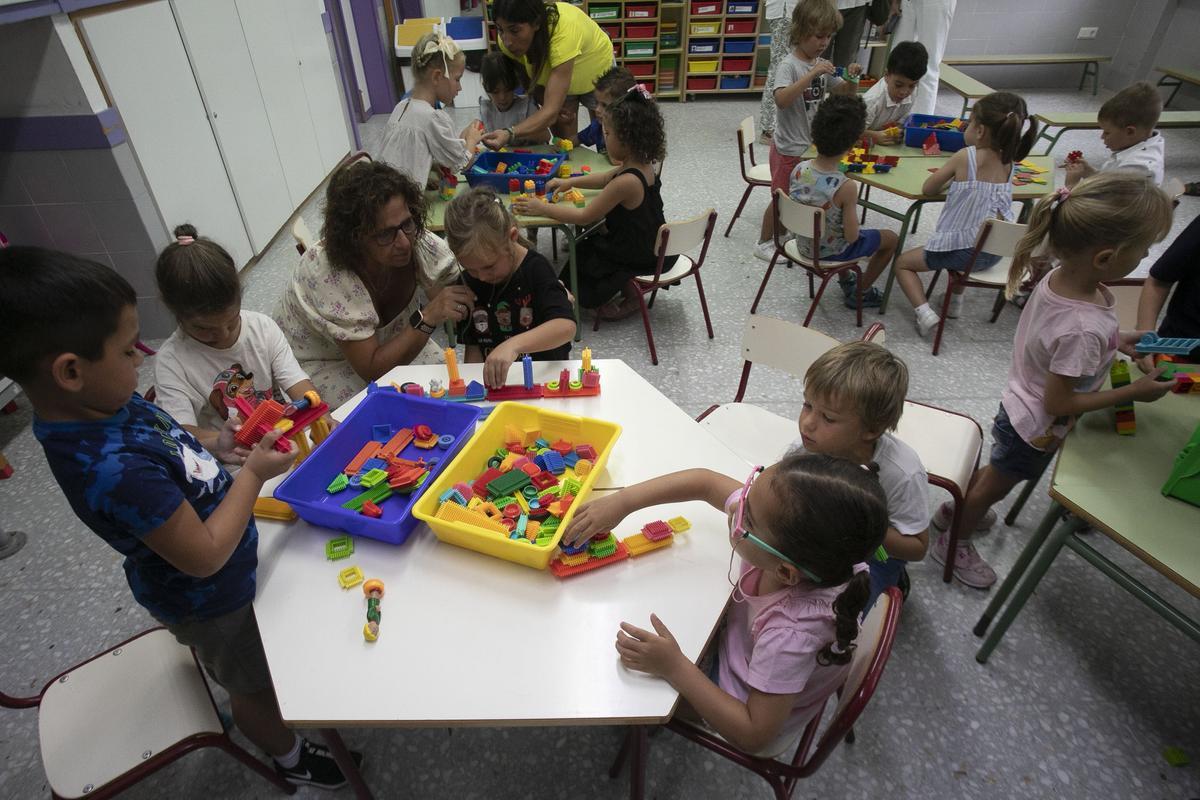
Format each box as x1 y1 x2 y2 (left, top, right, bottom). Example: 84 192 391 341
926 146 1015 253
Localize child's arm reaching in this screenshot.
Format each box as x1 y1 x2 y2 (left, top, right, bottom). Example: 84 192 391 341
513 170 642 226
921 148 966 195
562 468 739 546
1043 363 1172 418
616 614 801 754
477 318 577 388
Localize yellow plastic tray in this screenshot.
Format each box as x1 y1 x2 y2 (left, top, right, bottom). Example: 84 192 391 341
689 21 720 35
689 58 719 73
412 402 621 569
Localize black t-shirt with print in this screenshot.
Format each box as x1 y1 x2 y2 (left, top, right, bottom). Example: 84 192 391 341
458 248 573 360
1149 214 1200 339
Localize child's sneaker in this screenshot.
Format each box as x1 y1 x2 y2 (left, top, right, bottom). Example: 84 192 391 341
276 738 365 790
845 286 883 309
931 501 997 533
931 532 996 589
942 292 964 318
753 239 777 263
914 307 939 338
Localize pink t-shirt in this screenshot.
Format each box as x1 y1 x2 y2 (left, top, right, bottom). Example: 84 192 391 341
1000 269 1118 450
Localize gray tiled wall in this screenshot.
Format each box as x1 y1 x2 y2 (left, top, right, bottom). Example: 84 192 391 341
0 143 175 338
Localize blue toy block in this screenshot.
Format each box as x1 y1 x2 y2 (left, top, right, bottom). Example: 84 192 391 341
563 451 579 468
464 380 486 401
372 424 392 442
1136 333 1200 356
522 354 534 390
438 487 467 506
534 438 550 449
362 457 388 473
560 539 588 555
535 450 567 475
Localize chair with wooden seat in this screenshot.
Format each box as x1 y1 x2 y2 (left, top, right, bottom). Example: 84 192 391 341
1 628 295 799
607 586 903 800
725 116 771 237
750 190 870 327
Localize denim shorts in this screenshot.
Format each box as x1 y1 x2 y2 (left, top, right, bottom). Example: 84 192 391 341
926 248 1001 272
827 229 882 262
989 403 1056 481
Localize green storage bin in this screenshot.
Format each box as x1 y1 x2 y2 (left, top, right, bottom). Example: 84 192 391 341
589 4 620 19
625 41 656 57
1162 420 1200 508
660 54 679 70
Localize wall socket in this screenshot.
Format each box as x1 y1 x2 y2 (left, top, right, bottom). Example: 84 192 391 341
1077 26 1099 39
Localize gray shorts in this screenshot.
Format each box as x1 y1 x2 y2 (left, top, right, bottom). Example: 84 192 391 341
160 603 274 696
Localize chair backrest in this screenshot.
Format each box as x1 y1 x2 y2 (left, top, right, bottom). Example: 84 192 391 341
736 117 758 176
1104 279 1145 331
976 218 1027 258
655 208 715 257
735 315 840 401
775 189 823 240
292 216 316 255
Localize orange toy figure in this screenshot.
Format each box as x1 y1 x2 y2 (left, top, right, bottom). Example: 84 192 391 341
363 579 384 641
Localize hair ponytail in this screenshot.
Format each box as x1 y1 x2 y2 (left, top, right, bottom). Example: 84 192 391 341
155 223 240 319
818 570 871 666
1006 193 1057 297
971 92 1038 165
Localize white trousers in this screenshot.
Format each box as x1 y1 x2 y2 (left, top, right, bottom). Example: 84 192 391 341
892 0 958 117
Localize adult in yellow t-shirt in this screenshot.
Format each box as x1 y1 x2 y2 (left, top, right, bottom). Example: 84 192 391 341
482 0 614 146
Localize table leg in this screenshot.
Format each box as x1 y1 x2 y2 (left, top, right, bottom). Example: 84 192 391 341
877 200 922 315
562 224 582 342
1157 74 1182 107
320 728 374 800
1037 126 1067 156
975 501 1063 637
974 510 1085 664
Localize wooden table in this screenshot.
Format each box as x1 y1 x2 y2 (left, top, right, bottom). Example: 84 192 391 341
1156 65 1200 107
944 53 1110 95
939 64 994 118
854 154 1056 313
973 386 1200 664
1034 110 1200 154
253 359 747 798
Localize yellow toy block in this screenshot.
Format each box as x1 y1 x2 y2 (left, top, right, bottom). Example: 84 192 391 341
253 497 296 521
624 532 674 557
863 163 875 174
414 434 439 449
559 550 591 566
338 566 364 589
436 500 509 534
521 426 540 447
505 424 523 445
524 521 541 541
667 516 691 533
1017 159 1048 174
514 492 530 514
500 452 521 472
478 501 501 520
574 459 593 477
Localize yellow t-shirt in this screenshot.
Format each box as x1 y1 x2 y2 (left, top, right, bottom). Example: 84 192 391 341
498 2 614 96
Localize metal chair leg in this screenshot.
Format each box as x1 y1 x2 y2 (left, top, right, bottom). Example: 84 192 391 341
750 252 780 314
694 273 715 338
724 184 757 237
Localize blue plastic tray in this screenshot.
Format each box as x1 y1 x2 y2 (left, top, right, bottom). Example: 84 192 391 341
721 75 751 89
723 38 755 53
903 113 967 152
273 385 481 545
466 152 567 193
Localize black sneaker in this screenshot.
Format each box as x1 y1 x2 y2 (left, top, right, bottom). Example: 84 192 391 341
276 738 365 790
897 566 911 601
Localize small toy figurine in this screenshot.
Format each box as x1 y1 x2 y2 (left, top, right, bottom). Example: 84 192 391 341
363 579 384 641
1066 150 1083 164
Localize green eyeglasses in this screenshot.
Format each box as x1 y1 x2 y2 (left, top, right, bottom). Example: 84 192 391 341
728 466 822 583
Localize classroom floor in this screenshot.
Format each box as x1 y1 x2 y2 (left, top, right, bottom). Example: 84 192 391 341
2 85 1198 800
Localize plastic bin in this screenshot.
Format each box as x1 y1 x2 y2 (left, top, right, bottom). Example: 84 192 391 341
689 20 720 35
688 37 719 54
720 74 751 89
625 41 656 57
589 4 621 19
600 22 621 39
687 75 718 90
274 386 482 545
690 1 721 15
624 22 657 38
688 58 719 73
903 113 968 152
723 37 755 53
465 152 567 192
660 53 679 70
661 32 680 48
412 403 622 569
725 19 755 34
625 3 656 18
726 0 758 13
628 61 656 77
722 56 752 72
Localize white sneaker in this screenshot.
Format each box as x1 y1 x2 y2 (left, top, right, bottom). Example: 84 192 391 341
753 239 777 263
930 533 997 589
915 309 939 338
931 501 997 533
943 292 964 319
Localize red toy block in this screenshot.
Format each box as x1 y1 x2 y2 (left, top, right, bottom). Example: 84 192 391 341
378 427 414 459
642 520 673 542
360 500 383 518
576 444 598 461
550 439 574 455
922 132 941 155
345 441 383 474
473 467 504 497
548 541 630 578
485 384 545 401
0 453 12 480
530 471 559 490
1066 150 1083 164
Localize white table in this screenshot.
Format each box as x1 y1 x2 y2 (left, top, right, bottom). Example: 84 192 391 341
253 360 748 796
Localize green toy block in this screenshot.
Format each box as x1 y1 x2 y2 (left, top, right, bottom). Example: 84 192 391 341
342 482 393 511
589 533 618 559
539 516 561 534
360 468 389 488
326 474 350 494
535 530 556 547
487 469 531 498
492 494 518 510
325 535 354 560
1163 746 1190 767
538 485 562 502
561 477 583 497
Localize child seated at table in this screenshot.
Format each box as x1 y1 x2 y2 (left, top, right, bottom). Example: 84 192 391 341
1066 81 1164 188
378 32 482 187
789 94 899 309
938 172 1174 588
515 85 671 319
1136 215 1200 372
0 247 363 788
786 341 928 610
883 91 1039 337
478 52 548 145
862 40 927 145
577 66 635 156
561 452 888 757
443 187 576 388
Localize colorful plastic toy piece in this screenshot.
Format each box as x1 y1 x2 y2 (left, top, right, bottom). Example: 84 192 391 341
325 535 355 560
624 531 674 557
487 469 532 498
1065 150 1083 164
360 500 384 518
253 497 296 521
372 424 393 442
359 467 389 488
549 540 630 578
642 520 673 541
1111 360 1135 435
922 132 941 155
1170 372 1200 394
337 565 364 589
326 473 350 494
576 444 598 461
667 516 691 533
1136 333 1200 357
363 579 384 641
439 174 458 201
574 458 592 477
436 500 510 533
345 441 383 475
377 427 414 459
342 482 393 511
233 395 330 453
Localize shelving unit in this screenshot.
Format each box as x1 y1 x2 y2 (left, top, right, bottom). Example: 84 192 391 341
682 0 763 96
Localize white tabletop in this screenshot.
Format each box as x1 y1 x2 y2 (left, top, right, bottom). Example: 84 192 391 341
253 360 751 726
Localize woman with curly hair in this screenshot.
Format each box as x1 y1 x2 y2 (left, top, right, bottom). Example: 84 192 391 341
513 86 672 318
274 160 475 405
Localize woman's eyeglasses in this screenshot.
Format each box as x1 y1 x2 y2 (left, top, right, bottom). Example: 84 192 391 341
728 465 822 585
368 217 418 247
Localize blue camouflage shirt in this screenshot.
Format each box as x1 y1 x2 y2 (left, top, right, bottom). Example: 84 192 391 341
32 393 257 623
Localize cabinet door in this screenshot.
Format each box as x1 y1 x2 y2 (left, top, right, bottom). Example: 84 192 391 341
235 0 326 208
78 1 254 267
284 0 354 171
173 0 295 253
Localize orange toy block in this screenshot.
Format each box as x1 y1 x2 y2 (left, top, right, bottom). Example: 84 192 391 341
344 441 383 475
548 541 631 578
253 497 296 521
623 531 674 557
436 500 510 534
378 427 414 458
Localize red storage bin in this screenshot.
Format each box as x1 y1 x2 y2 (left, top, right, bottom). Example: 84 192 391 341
725 19 755 34
625 3 656 18
600 23 621 39
627 61 655 77
642 79 656 93
687 75 718 91
722 56 753 72
690 1 721 15
624 22 657 38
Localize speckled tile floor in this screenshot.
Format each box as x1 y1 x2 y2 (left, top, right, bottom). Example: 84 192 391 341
2 86 1199 800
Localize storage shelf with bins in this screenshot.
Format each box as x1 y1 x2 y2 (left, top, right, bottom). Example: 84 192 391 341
683 0 763 95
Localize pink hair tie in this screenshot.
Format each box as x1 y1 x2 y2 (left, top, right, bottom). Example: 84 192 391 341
628 83 653 101
1052 186 1071 206
176 235 195 245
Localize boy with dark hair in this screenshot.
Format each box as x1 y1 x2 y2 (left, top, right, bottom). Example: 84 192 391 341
788 94 898 309
1066 81 1165 186
478 51 546 143
0 247 363 790
862 40 928 145
577 66 635 153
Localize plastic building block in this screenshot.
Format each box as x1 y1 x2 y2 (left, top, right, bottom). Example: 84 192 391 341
922 132 941 155
359 467 389 488
624 531 674 557
473 467 504 497
233 398 287 451
488 469 532 498
548 540 630 578
1111 360 1135 436
642 520 673 541
253 497 296 521
326 474 350 494
437 434 455 449
1065 150 1083 164
667 516 691 533
436 500 510 533
589 532 619 558
363 579 384 641
574 459 592 477
1135 333 1200 357
535 451 567 475
345 441 383 475
1170 372 1200 394
338 565 364 589
414 432 439 449
559 550 590 566
372 424 393 442
485 384 545 401
360 500 384 518
378 427 414 459
576 444 598 461
361 457 388 473
325 535 355 560
342 482 393 511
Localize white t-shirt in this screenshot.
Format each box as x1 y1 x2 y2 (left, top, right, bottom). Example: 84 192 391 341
376 98 472 186
787 433 930 536
1099 130 1165 186
862 78 915 131
154 310 310 431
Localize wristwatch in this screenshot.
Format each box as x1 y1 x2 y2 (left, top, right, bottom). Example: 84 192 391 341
409 307 436 335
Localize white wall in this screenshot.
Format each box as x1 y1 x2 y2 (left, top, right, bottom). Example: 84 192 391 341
0 16 92 116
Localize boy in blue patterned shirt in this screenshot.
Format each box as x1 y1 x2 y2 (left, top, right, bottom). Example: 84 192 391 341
0 247 362 790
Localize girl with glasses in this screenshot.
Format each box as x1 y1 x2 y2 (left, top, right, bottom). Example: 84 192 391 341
562 452 887 756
